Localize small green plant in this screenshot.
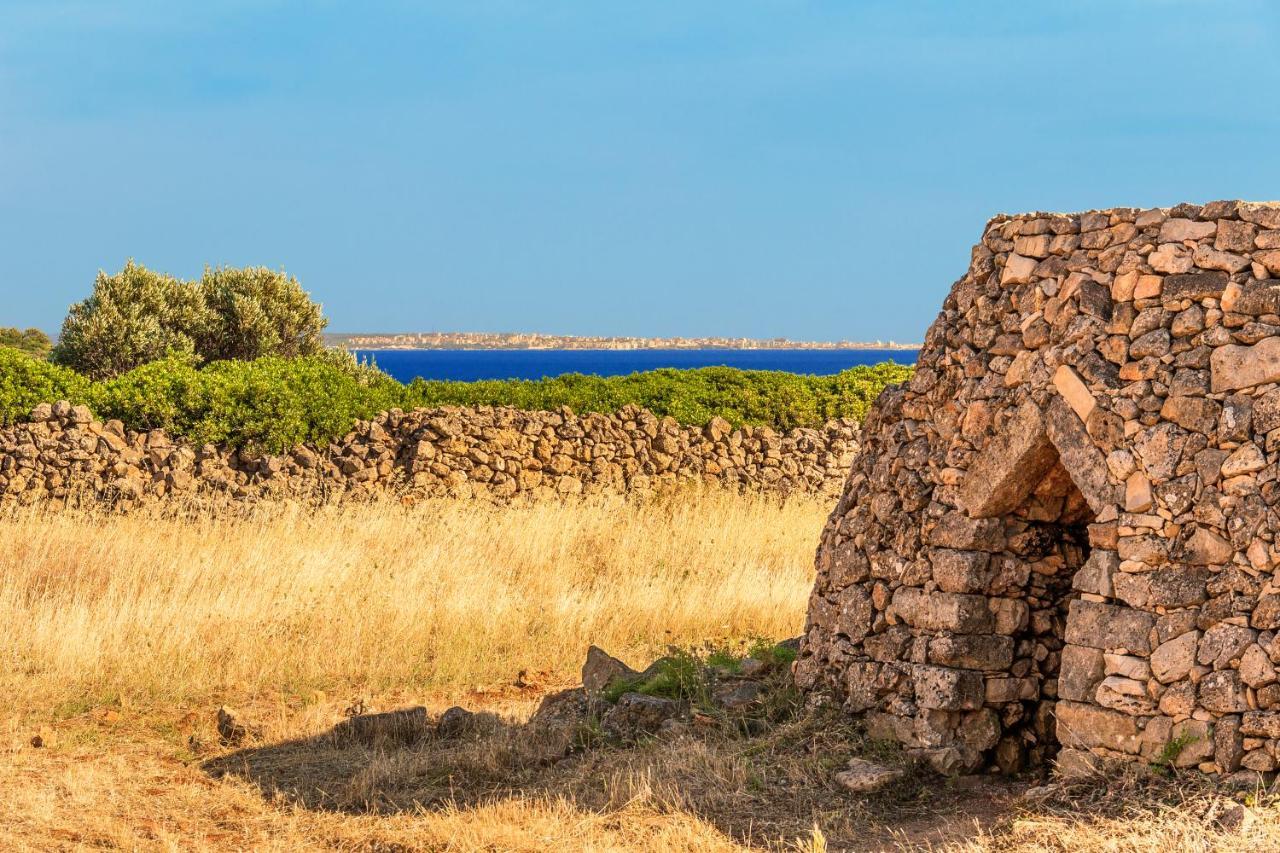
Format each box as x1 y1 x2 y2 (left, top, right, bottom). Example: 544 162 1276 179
602 648 713 707
599 639 803 723
705 647 744 674
571 713 608 751
746 637 798 667
1151 730 1199 775
863 733 907 765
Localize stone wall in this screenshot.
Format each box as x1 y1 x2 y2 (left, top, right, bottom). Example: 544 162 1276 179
795 200 1280 782
0 402 860 505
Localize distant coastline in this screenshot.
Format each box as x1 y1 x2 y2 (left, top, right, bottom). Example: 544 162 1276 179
326 331 921 351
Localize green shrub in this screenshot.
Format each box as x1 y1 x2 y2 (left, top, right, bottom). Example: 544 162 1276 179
404 361 911 431
0 328 53 359
91 356 403 449
51 261 326 379
2 354 910 450
0 347 91 424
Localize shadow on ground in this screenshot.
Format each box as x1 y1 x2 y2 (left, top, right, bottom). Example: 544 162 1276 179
202 705 1029 851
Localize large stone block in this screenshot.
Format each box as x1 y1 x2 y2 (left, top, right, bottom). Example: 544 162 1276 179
1144 567 1209 608
1162 271 1228 302
912 665 984 710
1073 549 1117 597
1211 337 1280 393
1241 712 1280 738
1198 622 1255 669
1053 365 1096 422
1225 278 1280 315
927 548 994 594
927 634 1015 670
1056 700 1141 754
1065 600 1154 654
890 587 993 634
833 585 873 643
1058 644 1105 701
925 512 1007 552
1043 396 1117 515
1200 670 1249 713
956 401 1058 518
1150 630 1199 683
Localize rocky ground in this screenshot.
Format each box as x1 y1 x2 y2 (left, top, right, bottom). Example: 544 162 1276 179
7 642 1278 851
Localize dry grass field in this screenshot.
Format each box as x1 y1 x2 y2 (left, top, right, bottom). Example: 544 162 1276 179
2 489 1279 851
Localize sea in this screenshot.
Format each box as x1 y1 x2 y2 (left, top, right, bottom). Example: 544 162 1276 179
351 348 920 384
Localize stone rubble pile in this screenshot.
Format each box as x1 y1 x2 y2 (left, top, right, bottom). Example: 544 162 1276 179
0 402 860 505
796 201 1280 783
215 642 800 764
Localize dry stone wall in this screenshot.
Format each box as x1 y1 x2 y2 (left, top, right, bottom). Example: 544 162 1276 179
0 402 859 506
795 200 1280 783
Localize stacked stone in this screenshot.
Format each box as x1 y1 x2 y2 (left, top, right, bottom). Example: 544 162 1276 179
0 402 859 506
795 200 1280 783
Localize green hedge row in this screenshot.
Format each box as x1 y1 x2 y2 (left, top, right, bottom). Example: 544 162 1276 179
0 347 912 451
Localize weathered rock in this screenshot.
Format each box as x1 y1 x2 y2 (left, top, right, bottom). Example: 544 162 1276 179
601 693 681 740
333 706 429 747
216 707 251 746
582 646 638 695
1096 676 1155 715
890 587 992 633
957 401 1058 518
1059 645 1105 702
712 680 763 711
1199 670 1249 713
834 757 905 793
1211 338 1280 393
1066 600 1154 654
1056 700 1140 754
1151 631 1200 683
912 665 984 710
1198 623 1255 669
437 706 486 739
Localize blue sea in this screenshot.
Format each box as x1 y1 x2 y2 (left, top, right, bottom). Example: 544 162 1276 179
352 348 920 383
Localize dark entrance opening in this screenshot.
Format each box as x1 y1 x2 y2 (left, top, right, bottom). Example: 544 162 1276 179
1000 456 1093 768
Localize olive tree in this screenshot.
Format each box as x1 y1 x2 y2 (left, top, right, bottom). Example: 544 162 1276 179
51 261 327 378
52 260 206 379
196 266 326 362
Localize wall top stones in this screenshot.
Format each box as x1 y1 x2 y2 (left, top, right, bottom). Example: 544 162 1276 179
797 200 1280 783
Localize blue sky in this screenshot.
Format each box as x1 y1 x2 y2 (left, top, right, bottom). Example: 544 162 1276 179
3 2 1278 342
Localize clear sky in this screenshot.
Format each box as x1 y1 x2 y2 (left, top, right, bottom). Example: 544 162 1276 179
3 2 1279 343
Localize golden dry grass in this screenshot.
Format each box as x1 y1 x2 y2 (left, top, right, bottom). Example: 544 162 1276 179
3 490 1280 851
0 488 821 710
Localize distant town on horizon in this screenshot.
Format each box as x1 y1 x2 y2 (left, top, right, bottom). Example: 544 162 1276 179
327 331 921 351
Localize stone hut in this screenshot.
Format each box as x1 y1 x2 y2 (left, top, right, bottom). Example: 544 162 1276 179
794 201 1280 780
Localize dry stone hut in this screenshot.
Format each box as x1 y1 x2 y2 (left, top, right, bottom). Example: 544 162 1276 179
794 201 1280 780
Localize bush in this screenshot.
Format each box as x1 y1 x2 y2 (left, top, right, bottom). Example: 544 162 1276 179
196 266 326 362
405 361 911 431
92 356 403 449
2 354 911 450
51 261 326 379
0 347 91 424
0 328 53 359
